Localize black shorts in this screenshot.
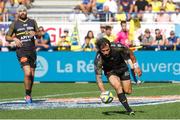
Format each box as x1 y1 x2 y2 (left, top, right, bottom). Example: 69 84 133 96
106 68 130 81
16 50 37 68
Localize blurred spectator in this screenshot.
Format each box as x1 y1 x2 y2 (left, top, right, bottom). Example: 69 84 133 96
0 0 5 21
103 0 118 13
36 26 51 51
119 0 134 20
63 28 71 42
97 0 117 22
134 0 149 21
0 36 2 46
86 30 96 46
171 7 180 23
115 21 130 47
142 4 155 22
138 28 154 45
152 28 166 46
134 0 149 12
103 25 116 43
79 0 96 14
81 36 95 51
69 5 87 22
57 33 71 51
4 0 19 21
150 0 162 12
0 28 5 51
166 30 180 46
115 6 126 22
63 28 81 51
96 0 106 11
155 8 171 22
119 0 134 13
0 28 15 51
96 23 106 40
18 0 33 9
88 7 100 21
98 7 114 21
163 0 176 12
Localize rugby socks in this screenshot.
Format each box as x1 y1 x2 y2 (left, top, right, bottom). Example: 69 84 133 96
25 89 31 96
118 93 132 112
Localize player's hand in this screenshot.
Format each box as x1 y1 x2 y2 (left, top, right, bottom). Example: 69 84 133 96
28 31 36 37
43 44 49 48
13 38 23 47
101 91 109 95
134 67 142 77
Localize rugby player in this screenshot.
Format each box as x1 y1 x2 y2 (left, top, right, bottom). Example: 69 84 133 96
6 5 39 104
94 38 142 115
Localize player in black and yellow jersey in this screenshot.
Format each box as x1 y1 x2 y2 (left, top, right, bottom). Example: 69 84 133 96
94 38 142 115
6 5 39 104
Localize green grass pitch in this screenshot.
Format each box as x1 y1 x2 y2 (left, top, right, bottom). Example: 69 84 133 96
0 83 180 119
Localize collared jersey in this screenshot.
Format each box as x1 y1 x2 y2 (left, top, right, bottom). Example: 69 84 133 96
7 18 38 51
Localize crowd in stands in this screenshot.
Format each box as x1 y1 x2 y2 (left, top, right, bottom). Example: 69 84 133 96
0 0 180 22
0 0 180 51
69 0 180 22
1 20 179 52
0 0 179 23
0 0 34 22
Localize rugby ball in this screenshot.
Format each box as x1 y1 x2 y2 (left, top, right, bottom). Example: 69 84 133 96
100 91 114 104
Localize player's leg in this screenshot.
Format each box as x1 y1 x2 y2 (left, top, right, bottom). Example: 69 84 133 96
120 70 132 94
108 75 133 114
121 80 132 94
119 71 135 115
19 56 33 96
121 80 135 115
23 65 33 103
28 52 37 97
30 67 35 90
23 65 32 91
108 75 123 93
20 53 36 103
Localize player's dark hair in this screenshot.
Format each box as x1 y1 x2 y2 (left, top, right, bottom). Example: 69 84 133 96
95 38 111 51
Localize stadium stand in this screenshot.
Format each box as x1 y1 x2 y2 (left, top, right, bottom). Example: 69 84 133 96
27 0 82 21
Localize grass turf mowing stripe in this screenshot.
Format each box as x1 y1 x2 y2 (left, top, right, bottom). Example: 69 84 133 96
0 83 178 102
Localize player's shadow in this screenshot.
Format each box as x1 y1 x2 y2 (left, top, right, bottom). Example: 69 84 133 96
102 110 144 115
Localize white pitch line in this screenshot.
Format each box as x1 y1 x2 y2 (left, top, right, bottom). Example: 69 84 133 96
0 84 179 102
34 84 178 99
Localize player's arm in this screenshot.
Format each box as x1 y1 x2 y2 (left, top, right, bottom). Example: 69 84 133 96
128 50 142 77
6 22 15 42
119 45 142 77
96 75 106 93
94 53 106 93
6 22 22 47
